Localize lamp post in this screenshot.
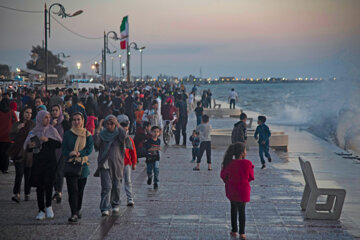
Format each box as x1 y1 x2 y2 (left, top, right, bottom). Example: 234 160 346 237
44 3 82 91
111 56 114 80
121 63 125 81
138 47 145 81
128 42 145 82
76 62 81 77
118 54 121 80
103 31 119 85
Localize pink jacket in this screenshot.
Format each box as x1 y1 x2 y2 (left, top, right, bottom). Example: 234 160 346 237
220 159 254 202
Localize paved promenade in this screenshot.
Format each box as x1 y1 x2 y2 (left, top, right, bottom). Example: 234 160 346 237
0 141 356 239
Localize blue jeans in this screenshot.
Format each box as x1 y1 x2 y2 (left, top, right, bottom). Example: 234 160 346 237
123 165 133 203
259 143 271 165
196 115 202 126
99 168 121 211
146 161 159 184
192 148 199 161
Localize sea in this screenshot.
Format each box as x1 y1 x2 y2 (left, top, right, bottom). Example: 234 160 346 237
186 79 360 146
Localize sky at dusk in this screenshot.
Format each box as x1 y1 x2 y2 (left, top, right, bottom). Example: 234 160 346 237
0 0 360 79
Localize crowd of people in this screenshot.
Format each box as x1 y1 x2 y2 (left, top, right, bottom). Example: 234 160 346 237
0 82 271 239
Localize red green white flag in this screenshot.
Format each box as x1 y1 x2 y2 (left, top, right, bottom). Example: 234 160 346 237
120 16 128 49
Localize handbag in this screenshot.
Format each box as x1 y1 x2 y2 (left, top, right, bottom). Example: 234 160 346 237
63 159 83 177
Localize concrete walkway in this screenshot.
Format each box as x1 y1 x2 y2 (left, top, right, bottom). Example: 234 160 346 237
0 142 356 239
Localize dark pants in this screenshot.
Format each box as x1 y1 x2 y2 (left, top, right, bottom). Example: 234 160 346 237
0 142 11 172
230 201 246 234
259 143 271 165
197 141 211 164
66 176 87 215
196 115 202 126
230 99 236 109
54 156 65 193
175 119 187 145
36 173 55 211
192 148 199 161
13 162 31 195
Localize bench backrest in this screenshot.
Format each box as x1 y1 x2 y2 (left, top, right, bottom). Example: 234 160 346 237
299 157 318 189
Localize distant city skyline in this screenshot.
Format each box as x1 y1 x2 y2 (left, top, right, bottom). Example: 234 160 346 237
1 0 360 79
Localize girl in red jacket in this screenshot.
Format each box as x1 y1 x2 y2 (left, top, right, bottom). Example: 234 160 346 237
220 142 254 240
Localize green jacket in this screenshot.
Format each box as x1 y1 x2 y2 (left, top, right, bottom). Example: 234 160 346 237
62 130 94 178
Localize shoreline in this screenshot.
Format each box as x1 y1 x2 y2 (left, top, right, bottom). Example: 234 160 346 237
202 97 360 237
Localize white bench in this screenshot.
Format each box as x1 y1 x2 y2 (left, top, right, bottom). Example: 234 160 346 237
298 157 346 220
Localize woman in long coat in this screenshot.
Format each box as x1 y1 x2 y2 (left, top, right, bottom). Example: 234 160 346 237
24 110 62 220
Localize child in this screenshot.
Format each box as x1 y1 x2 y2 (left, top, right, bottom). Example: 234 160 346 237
193 115 212 171
254 115 271 169
118 118 137 207
231 112 247 143
194 101 203 126
144 126 161 189
86 109 98 135
134 102 144 126
220 142 254 239
134 121 152 158
189 130 200 163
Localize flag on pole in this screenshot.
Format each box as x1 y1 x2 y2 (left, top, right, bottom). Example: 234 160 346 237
120 16 128 49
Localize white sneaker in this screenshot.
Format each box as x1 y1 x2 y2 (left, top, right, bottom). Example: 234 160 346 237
36 211 46 220
46 206 54 219
112 207 120 213
101 210 110 216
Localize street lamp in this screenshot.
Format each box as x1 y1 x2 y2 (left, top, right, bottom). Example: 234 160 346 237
103 31 120 85
118 54 122 80
138 47 145 81
111 56 114 81
76 62 81 76
128 42 145 82
44 3 83 91
121 63 125 81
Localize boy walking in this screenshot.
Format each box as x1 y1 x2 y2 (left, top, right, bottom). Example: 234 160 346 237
254 116 272 169
193 115 212 171
231 112 247 143
145 126 161 189
189 130 200 163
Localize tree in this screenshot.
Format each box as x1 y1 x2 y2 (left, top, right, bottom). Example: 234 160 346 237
26 45 68 80
0 64 11 79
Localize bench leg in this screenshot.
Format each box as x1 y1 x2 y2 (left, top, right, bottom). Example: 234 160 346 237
305 190 346 220
300 184 311 211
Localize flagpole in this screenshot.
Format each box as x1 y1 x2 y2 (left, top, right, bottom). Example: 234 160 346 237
126 17 130 82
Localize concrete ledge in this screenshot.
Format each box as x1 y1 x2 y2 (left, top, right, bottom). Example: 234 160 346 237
203 108 242 118
211 128 288 151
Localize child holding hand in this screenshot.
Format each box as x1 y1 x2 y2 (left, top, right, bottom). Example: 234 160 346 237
220 142 254 240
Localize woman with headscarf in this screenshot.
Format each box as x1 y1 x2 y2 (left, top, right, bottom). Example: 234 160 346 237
0 98 18 173
24 110 62 220
94 114 130 216
9 106 35 202
51 104 70 203
62 112 93 222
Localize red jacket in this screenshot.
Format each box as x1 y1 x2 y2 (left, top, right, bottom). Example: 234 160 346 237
124 137 137 166
0 110 17 142
220 159 254 202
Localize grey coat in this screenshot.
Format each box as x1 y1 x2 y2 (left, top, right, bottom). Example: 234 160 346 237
94 128 129 181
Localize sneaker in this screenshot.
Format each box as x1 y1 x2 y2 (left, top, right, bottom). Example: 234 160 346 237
24 195 30 201
268 158 272 163
11 194 20 203
112 207 120 213
68 214 78 222
36 211 46 220
147 177 152 185
190 159 195 163
154 183 158 189
46 206 54 218
77 212 82 219
127 201 134 207
230 232 238 237
261 164 266 169
101 210 110 216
